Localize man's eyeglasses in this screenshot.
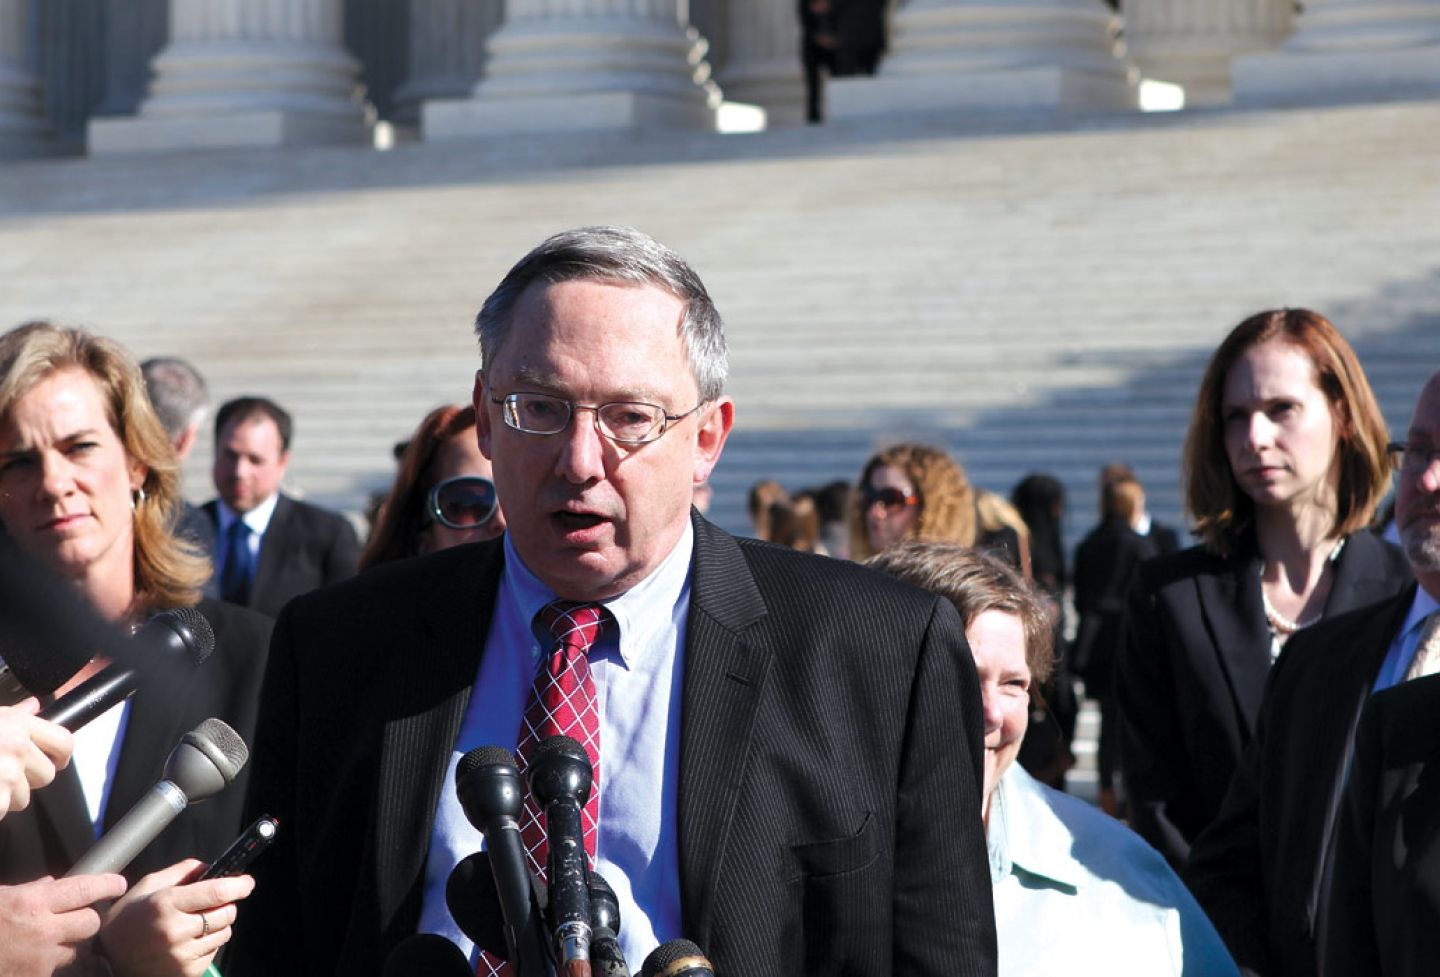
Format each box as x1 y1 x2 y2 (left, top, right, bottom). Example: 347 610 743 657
862 485 919 512
427 475 499 530
1388 441 1440 475
492 392 703 445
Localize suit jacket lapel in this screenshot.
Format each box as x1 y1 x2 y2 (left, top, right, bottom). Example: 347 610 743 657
1326 532 1404 615
104 680 188 831
371 543 501 934
678 514 771 946
1196 551 1271 735
250 495 293 612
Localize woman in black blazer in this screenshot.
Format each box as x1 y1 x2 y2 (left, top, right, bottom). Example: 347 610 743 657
1116 308 1410 869
0 323 268 976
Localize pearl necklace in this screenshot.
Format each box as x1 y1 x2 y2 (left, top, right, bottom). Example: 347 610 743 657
1261 538 1347 636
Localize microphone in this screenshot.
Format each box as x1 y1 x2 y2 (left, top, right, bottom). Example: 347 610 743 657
445 851 512 961
589 873 628 977
40 607 215 731
381 934 474 977
529 735 595 977
66 718 247 876
454 746 551 977
640 940 714 977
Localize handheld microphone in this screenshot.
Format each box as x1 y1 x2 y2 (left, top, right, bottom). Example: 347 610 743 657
529 735 595 977
381 934 474 977
640 940 714 977
455 746 551 977
66 717 247 876
40 608 215 731
588 873 628 977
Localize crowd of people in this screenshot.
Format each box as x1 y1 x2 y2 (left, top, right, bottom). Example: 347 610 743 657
0 226 1436 976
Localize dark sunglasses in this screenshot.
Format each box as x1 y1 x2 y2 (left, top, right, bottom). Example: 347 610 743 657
427 475 499 530
862 485 919 512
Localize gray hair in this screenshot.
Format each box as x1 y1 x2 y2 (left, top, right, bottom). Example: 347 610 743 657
141 356 209 441
475 226 728 402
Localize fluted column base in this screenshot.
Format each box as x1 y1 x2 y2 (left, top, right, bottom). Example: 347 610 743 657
830 0 1138 117
0 61 53 157
423 12 719 138
1233 0 1440 105
90 31 369 154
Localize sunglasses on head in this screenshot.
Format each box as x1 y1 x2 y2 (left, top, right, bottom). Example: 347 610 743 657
862 485 919 511
427 475 499 530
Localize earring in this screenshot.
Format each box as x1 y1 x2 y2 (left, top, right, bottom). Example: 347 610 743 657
131 487 146 511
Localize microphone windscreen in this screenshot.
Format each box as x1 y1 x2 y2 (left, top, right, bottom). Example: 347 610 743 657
381 934 473 977
156 606 216 665
445 852 509 960
165 718 249 802
457 745 519 781
641 939 715 977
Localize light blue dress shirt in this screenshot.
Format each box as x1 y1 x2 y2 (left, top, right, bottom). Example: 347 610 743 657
417 525 693 971
1370 587 1440 691
988 764 1239 977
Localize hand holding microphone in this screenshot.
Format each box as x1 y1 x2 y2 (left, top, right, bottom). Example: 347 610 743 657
68 718 248 877
98 858 254 977
0 697 74 817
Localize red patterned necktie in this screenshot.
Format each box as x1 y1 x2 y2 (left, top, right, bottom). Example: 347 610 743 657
475 600 608 977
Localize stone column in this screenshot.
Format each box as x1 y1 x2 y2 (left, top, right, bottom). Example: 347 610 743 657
424 0 720 138
1124 0 1290 105
90 0 370 155
392 0 503 128
718 0 806 125
829 0 1138 118
0 0 53 157
1233 0 1440 105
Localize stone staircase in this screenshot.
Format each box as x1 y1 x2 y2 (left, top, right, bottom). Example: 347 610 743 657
1 98 1437 555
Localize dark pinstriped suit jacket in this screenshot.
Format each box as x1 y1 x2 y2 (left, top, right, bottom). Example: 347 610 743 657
228 512 997 977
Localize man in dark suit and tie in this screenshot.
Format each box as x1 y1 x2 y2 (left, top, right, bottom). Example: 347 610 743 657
1185 369 1440 977
204 396 360 619
1318 368 1440 976
228 226 997 977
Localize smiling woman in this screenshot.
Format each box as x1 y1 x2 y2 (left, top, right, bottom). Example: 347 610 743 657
866 542 1238 976
0 321 272 977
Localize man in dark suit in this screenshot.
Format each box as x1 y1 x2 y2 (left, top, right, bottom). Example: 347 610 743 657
1317 369 1440 977
1185 368 1440 977
205 396 360 619
228 226 996 977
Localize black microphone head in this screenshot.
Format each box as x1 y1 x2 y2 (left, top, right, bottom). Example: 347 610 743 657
445 852 509 960
589 871 621 937
142 607 216 665
641 940 714 977
165 718 248 801
455 746 524 829
381 934 473 977
528 735 593 807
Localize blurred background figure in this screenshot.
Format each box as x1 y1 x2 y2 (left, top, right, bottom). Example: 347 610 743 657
1100 461 1182 556
1011 473 1076 790
141 356 216 570
360 405 505 570
1118 308 1409 869
747 478 790 542
813 479 854 559
868 542 1238 976
0 321 268 976
768 490 823 553
1073 473 1157 816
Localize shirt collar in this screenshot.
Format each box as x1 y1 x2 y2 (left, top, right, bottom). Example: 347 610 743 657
499 521 695 670
216 493 280 536
1399 585 1440 643
988 764 1088 891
